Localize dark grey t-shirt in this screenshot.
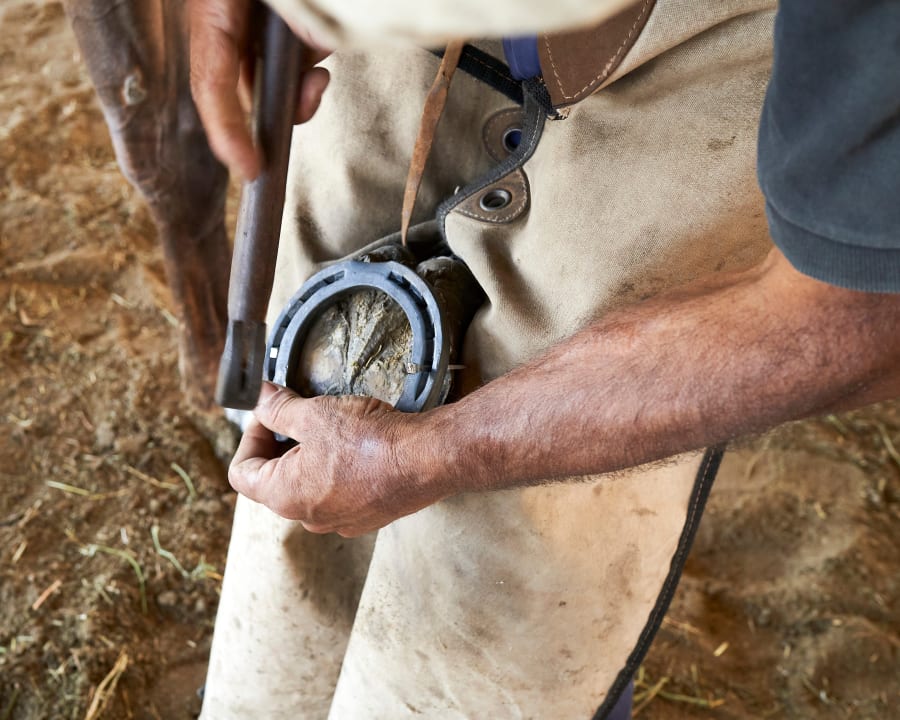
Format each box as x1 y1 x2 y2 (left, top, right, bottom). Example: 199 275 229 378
758 0 900 292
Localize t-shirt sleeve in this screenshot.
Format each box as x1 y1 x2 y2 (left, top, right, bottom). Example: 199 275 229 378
757 0 900 292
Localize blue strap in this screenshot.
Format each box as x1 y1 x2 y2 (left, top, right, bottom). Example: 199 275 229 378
502 36 541 80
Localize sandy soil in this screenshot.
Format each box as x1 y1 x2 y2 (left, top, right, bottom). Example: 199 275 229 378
1 3 236 718
1 2 898 719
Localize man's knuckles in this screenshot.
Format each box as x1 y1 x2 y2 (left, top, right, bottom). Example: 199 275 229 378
301 521 332 535
256 386 307 435
189 0 247 37
228 456 263 493
229 454 282 499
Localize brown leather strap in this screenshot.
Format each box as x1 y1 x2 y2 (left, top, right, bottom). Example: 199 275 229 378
538 0 655 108
401 40 465 247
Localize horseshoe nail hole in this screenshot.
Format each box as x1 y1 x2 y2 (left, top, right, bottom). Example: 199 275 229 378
479 188 512 212
502 127 522 153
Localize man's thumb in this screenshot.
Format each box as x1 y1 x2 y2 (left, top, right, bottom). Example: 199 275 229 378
254 382 305 436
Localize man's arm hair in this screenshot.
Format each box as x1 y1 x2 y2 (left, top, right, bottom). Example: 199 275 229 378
410 248 900 493
230 246 900 534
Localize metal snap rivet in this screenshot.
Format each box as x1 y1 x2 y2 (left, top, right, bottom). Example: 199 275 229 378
502 127 522 153
479 188 512 212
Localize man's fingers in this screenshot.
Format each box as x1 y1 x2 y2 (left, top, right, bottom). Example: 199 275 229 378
228 417 283 498
231 416 282 467
189 0 260 180
237 58 255 115
254 382 309 438
190 0 332 176
295 67 330 125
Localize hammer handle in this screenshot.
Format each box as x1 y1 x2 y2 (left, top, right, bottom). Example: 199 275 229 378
216 4 304 409
228 4 304 323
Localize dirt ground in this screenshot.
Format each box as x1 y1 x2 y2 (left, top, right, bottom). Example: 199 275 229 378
1 2 898 719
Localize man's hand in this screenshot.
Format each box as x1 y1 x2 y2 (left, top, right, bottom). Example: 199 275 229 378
228 249 900 536
229 383 448 536
188 0 331 180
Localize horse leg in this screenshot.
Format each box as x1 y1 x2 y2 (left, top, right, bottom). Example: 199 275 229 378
64 0 230 408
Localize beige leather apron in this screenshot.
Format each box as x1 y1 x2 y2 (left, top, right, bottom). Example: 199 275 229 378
201 1 776 717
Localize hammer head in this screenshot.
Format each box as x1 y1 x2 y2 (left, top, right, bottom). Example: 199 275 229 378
215 320 268 410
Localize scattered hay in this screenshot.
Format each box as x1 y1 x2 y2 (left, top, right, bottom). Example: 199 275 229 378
46 480 90 497
1 686 20 720
633 672 670 716
84 650 128 720
151 525 189 578
70 531 147 614
152 526 221 582
874 422 900 472
632 665 726 716
30 578 62 611
46 480 127 501
190 556 222 581
170 461 197 502
661 616 702 636
122 464 179 491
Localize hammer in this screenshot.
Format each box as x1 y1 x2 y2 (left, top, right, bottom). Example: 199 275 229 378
215 3 305 410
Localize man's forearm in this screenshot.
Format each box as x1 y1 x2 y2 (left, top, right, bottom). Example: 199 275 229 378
415 249 900 494
228 248 900 536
